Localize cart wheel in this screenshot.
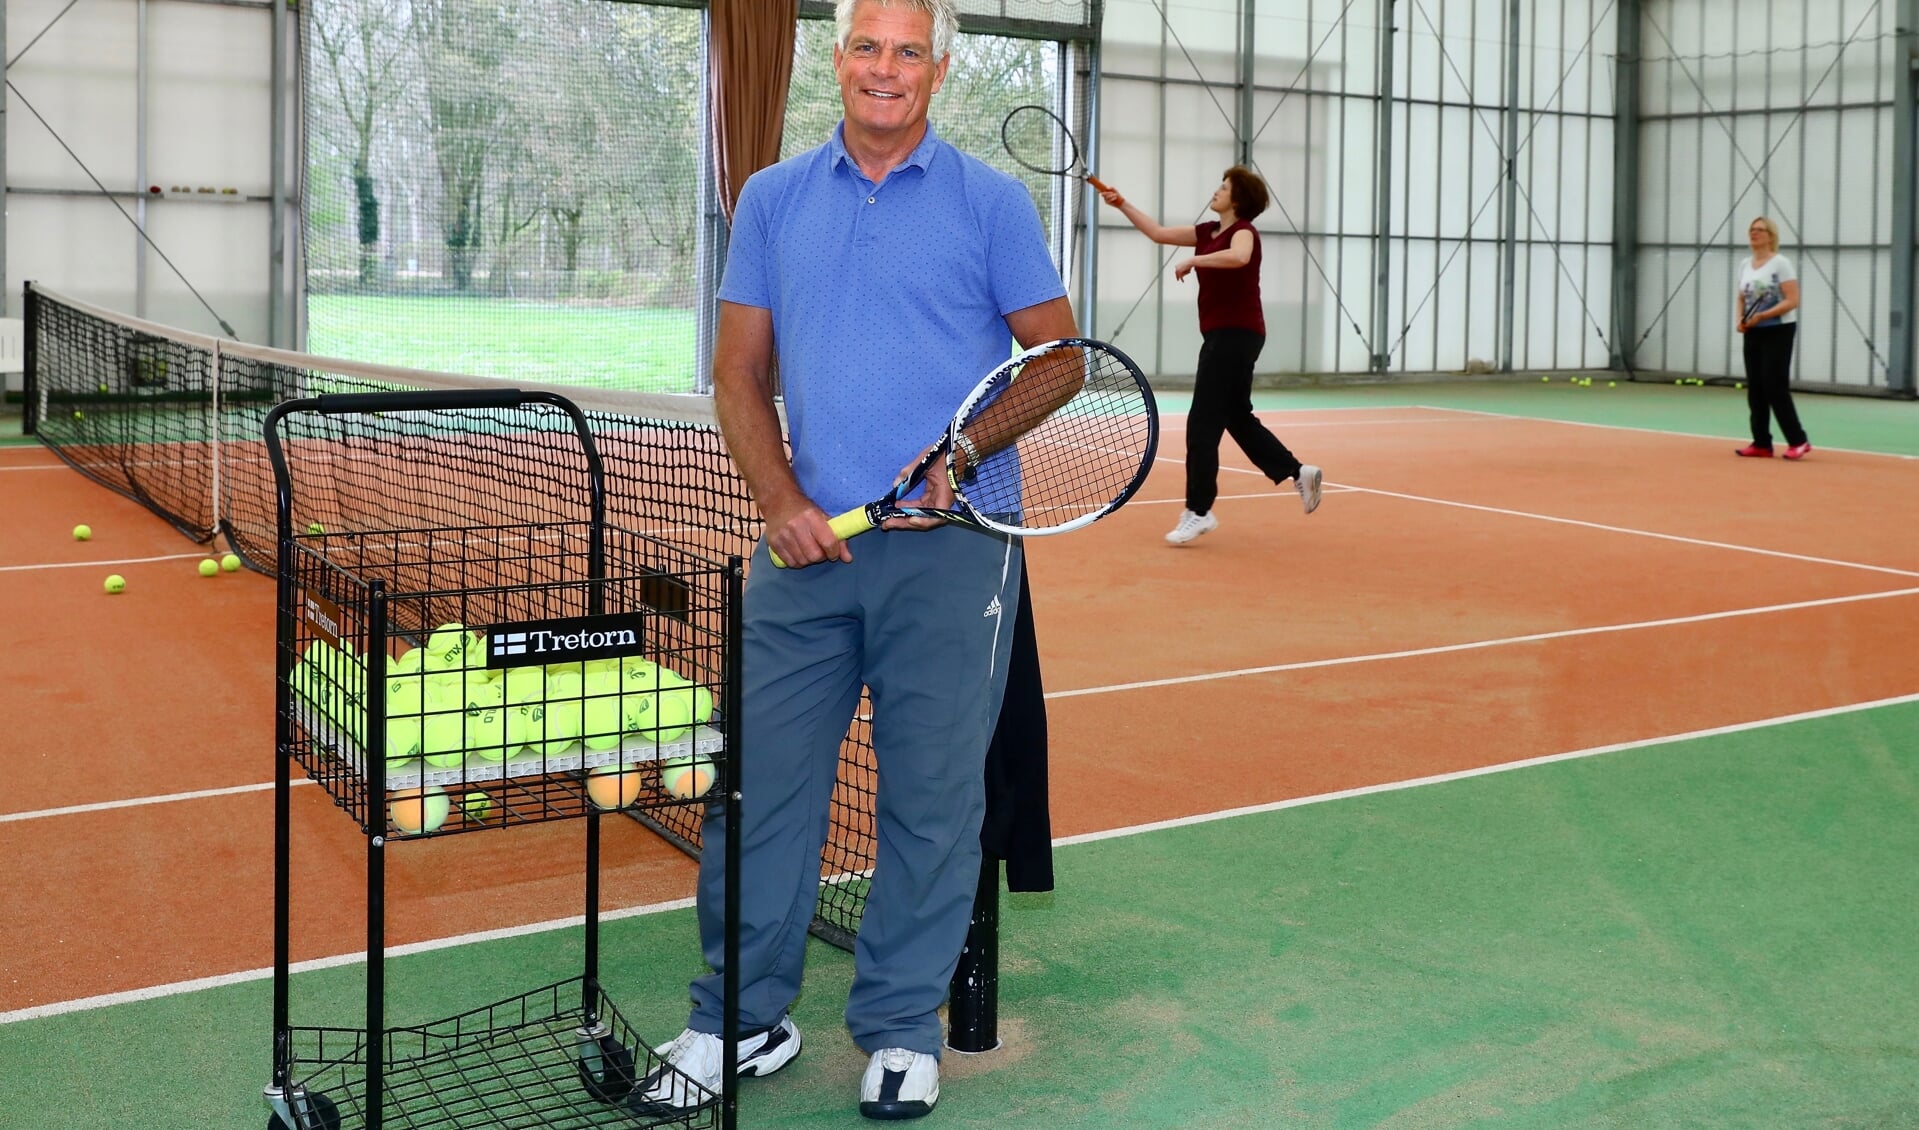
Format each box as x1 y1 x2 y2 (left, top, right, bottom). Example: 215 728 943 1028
267 1091 341 1130
579 1034 637 1102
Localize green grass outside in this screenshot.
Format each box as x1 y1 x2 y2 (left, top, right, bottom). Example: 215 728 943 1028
305 295 700 393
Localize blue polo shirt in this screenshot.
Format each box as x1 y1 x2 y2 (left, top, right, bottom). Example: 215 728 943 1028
719 122 1067 516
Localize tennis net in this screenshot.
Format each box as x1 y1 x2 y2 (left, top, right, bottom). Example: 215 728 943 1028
23 281 875 948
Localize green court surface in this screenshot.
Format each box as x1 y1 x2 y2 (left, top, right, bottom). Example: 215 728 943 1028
3 704 1915 1127
4 381 1917 1127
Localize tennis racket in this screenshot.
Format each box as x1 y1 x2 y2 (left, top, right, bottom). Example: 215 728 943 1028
769 338 1158 568
1001 104 1110 192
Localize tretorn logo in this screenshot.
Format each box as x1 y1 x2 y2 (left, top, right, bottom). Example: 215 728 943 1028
484 613 649 669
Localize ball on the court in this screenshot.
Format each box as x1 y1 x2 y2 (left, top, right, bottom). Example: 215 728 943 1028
461 791 492 822
73 524 92 541
306 521 326 536
103 574 126 594
72 410 84 421
221 553 242 572
389 786 451 835
1608 381 1616 388
198 558 219 577
585 763 645 810
1540 376 1548 382
658 754 716 800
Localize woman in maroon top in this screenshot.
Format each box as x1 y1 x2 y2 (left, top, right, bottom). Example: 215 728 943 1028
1101 166 1323 545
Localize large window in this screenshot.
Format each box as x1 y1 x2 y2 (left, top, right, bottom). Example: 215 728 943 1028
302 0 707 391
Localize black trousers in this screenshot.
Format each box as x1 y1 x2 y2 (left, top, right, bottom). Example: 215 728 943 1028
1742 323 1807 448
1186 328 1302 514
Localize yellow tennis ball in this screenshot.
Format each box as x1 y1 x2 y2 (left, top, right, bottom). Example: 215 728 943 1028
1539 376 1548 382
585 764 645 810
582 694 623 751
647 689 694 745
306 521 326 536
389 786 450 835
198 558 219 577
1608 381 1616 388
103 574 125 594
73 524 92 541
541 695 584 754
462 791 492 822
220 553 242 572
420 711 467 767
502 665 548 704
659 754 716 800
384 715 423 764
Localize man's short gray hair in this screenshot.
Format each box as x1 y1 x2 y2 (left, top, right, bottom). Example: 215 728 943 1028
835 0 958 60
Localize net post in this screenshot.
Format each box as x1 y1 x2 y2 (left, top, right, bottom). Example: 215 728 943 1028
209 338 223 543
945 855 1001 1054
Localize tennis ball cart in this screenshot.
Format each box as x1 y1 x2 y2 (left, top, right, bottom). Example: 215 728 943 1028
263 388 743 1130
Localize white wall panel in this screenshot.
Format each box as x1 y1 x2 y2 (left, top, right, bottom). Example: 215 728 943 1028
147 4 271 193
1833 111 1885 246
142 206 271 342
6 2 140 186
8 198 136 305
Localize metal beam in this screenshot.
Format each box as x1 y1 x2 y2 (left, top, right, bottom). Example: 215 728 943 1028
1238 0 1254 166
136 0 149 320
1611 0 1640 372
1371 0 1395 372
1498 0 1520 372
1889 0 1918 395
2 4 9 318
269 0 287 347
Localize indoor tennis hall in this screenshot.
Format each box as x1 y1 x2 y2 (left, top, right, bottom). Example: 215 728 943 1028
4 1 1918 1128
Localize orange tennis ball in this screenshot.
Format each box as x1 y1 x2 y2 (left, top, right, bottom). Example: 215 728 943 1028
585 764 645 810
389 786 450 835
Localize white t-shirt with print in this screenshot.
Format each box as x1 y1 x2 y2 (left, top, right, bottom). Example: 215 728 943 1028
1739 254 1797 326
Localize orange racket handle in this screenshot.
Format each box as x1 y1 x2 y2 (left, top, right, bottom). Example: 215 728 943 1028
1087 174 1112 193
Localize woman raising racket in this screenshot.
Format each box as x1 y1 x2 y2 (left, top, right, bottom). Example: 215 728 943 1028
1100 167 1324 544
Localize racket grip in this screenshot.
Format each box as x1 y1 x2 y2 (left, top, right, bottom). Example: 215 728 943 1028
1087 174 1111 193
769 508 878 569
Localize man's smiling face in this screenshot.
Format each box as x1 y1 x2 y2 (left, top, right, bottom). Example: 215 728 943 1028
834 1 949 146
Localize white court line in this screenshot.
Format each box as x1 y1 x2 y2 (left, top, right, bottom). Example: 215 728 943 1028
8 689 1917 1027
0 551 212 573
0 462 71 471
0 779 312 824
0 895 697 1026
1054 690 1919 848
9 585 1916 829
1341 482 1919 578
1409 403 1919 462
1045 585 1919 699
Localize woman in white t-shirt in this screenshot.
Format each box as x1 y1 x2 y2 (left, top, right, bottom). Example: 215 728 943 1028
1734 216 1810 459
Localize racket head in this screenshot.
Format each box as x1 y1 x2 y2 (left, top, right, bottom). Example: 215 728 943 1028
946 338 1159 536
1001 104 1080 178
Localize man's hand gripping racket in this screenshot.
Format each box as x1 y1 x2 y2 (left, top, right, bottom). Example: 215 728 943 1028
769 338 1159 568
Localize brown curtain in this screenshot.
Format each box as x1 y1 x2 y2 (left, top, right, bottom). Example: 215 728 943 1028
710 0 800 223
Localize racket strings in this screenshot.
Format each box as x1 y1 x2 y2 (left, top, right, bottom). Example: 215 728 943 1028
1001 104 1079 178
961 349 1153 531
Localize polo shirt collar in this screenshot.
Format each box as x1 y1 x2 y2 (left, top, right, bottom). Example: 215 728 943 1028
829 121 943 178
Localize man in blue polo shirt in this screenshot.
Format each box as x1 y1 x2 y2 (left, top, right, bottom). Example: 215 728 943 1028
632 0 1076 1121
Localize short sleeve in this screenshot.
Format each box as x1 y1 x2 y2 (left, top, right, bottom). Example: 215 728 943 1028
1772 255 1797 284
987 180 1069 317
717 175 772 309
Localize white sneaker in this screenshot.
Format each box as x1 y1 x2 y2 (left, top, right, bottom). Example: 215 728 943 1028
859 1047 939 1120
1296 465 1323 514
1165 509 1218 545
629 1017 801 1112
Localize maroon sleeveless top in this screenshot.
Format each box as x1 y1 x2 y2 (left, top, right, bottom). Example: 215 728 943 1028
1193 219 1263 335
